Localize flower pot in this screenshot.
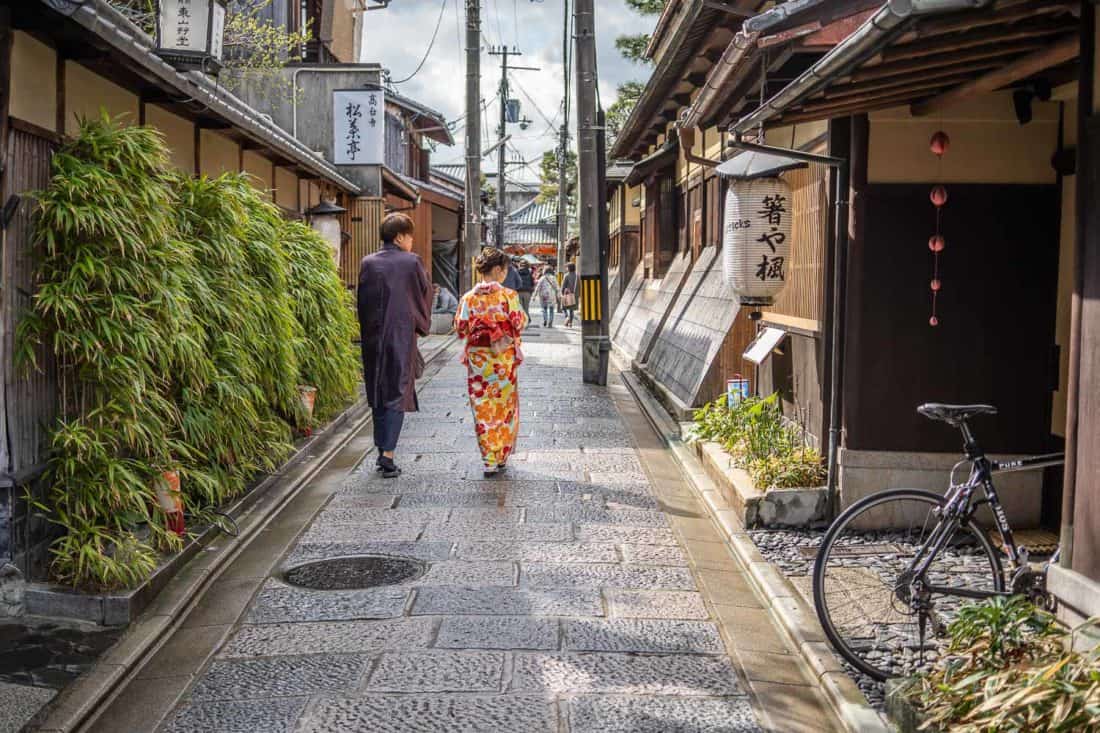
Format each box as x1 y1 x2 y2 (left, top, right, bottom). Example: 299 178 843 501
297 385 318 436
154 470 185 537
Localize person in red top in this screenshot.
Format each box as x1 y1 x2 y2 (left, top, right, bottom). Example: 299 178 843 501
454 247 528 476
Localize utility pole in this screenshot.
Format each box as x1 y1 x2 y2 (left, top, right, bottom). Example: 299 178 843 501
573 0 608 384
463 0 481 291
556 0 570 274
487 46 518 250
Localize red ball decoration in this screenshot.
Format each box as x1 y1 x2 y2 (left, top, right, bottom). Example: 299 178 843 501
930 131 950 157
930 279 942 292
929 315 939 327
928 235 945 252
930 185 948 207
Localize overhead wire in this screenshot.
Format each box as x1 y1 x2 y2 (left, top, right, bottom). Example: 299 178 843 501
390 0 448 84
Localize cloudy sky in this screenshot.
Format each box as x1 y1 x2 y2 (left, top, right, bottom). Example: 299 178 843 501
361 0 655 183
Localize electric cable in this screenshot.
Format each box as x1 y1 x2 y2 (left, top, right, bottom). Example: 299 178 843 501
390 0 448 84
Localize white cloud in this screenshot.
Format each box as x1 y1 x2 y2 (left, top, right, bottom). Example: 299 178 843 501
361 0 655 183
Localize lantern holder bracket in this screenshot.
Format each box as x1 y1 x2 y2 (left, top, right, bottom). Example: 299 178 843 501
729 131 850 519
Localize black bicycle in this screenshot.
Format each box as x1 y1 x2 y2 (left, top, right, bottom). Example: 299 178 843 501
812 403 1064 681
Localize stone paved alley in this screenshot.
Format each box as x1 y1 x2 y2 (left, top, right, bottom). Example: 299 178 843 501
88 328 841 733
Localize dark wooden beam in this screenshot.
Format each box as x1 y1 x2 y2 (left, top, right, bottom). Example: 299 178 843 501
851 38 1046 82
912 34 1079 116
826 60 1001 99
915 1 1079 40
883 19 1077 64
823 67 997 102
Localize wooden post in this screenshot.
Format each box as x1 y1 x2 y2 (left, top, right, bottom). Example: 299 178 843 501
0 6 12 481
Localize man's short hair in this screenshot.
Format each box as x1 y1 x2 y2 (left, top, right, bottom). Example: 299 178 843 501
381 212 415 243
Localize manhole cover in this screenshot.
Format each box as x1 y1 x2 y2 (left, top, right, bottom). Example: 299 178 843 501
282 555 426 590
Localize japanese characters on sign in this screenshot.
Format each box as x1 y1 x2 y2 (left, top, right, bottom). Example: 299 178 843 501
722 178 794 306
158 0 211 54
333 90 385 166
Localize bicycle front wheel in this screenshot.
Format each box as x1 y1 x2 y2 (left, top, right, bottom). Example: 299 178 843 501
812 488 1004 681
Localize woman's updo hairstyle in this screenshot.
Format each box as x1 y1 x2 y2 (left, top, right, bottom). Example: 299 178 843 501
475 247 509 274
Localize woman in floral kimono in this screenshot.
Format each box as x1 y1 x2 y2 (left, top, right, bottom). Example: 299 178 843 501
454 248 528 476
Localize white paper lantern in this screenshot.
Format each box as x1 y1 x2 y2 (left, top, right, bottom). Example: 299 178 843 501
722 177 793 306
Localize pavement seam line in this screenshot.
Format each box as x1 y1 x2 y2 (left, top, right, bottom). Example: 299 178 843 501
618 368 890 733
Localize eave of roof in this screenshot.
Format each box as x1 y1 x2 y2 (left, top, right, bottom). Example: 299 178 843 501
42 0 360 193
387 90 455 146
610 0 761 160
382 167 419 202
624 139 678 186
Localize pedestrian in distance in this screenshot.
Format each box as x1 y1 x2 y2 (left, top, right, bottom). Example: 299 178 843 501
533 265 561 328
503 257 522 291
454 247 528 477
515 259 535 317
357 212 432 478
432 283 459 314
561 262 579 327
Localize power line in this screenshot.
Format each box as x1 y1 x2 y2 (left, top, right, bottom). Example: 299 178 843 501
510 75 557 128
390 0 448 84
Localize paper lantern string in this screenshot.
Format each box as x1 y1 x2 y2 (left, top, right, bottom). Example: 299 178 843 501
928 131 949 327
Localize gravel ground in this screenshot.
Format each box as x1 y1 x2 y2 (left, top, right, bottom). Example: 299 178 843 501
747 528 886 710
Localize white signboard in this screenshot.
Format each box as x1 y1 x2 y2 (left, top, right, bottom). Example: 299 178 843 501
159 0 210 54
333 89 384 166
743 327 787 365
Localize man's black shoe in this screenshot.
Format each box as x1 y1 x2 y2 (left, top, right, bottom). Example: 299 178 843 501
379 456 402 478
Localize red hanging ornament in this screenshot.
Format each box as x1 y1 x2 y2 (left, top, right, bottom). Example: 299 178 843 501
930 279 942 292
928 235 945 252
930 131 950 157
930 185 948 207
929 315 939 327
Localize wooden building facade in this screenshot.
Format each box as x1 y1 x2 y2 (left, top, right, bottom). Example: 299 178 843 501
610 0 1100 619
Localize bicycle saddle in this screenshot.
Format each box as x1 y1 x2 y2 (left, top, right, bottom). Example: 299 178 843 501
917 403 998 424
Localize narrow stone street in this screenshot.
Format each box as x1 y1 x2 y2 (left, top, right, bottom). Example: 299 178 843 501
105 328 839 733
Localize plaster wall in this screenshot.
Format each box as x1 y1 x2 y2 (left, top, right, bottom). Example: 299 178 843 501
10 31 56 132
868 92 1058 184
199 130 239 177
146 104 194 173
274 166 300 211
64 62 139 137
242 150 273 200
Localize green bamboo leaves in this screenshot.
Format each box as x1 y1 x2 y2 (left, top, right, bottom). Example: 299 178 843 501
20 114 358 590
914 596 1100 732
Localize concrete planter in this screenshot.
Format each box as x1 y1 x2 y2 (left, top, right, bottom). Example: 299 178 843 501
23 397 370 626
693 440 828 528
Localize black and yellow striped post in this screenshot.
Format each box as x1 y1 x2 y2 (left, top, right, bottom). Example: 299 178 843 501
580 275 602 324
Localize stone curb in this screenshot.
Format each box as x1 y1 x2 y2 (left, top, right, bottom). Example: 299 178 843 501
35 339 457 732
620 369 890 733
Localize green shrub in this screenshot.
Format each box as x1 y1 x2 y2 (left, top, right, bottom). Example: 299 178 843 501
283 220 359 421
692 393 825 490
912 596 1100 732
18 114 358 590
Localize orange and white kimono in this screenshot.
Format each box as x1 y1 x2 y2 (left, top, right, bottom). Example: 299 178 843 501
454 282 528 469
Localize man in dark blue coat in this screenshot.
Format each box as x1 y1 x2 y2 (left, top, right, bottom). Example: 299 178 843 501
357 213 432 477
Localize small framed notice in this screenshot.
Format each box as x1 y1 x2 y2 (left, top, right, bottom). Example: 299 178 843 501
742 326 787 365
333 89 384 166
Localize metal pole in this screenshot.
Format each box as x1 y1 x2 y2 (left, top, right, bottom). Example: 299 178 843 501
497 47 508 250
573 0 606 384
556 0 570 273
463 0 481 290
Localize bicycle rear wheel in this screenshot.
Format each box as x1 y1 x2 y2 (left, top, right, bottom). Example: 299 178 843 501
812 488 1003 681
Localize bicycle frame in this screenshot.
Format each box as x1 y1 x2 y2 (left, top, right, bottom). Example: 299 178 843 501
904 431 1064 602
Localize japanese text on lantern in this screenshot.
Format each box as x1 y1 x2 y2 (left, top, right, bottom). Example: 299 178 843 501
755 193 787 282
175 0 191 47
333 90 385 166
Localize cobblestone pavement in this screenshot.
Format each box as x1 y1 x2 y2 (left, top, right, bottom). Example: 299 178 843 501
149 328 834 733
